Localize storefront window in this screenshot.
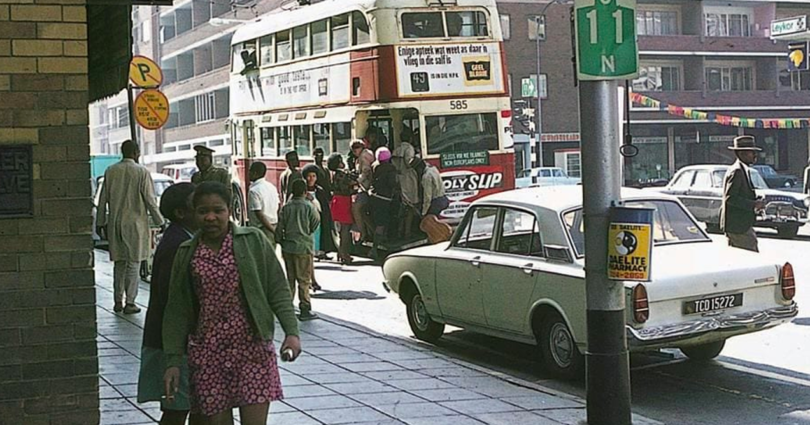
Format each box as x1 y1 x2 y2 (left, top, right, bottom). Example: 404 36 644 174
625 137 668 183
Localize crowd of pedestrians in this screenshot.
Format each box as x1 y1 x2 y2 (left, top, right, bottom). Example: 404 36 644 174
93 128 451 424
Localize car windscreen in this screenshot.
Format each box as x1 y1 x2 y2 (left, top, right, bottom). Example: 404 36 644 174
562 199 709 258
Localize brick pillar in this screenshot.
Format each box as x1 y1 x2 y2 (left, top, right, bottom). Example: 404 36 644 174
0 1 99 424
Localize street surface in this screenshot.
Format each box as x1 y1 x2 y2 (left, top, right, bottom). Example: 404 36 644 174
306 228 810 425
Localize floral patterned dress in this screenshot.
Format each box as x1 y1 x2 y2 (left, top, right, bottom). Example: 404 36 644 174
187 232 283 416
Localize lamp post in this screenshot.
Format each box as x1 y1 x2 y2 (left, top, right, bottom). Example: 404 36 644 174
534 0 573 170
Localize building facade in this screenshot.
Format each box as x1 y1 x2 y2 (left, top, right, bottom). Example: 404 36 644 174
499 0 810 184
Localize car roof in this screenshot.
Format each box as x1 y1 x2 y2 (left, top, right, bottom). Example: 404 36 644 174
475 186 677 212
676 164 730 173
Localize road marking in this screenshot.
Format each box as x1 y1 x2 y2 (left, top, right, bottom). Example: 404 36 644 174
718 360 810 388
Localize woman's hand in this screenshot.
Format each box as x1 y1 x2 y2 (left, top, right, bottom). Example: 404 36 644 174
163 367 181 402
281 335 302 361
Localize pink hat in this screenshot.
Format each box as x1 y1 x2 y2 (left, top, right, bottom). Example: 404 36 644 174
376 147 392 163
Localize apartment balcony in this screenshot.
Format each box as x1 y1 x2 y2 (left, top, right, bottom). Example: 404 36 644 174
639 35 786 55
163 118 228 144
632 90 810 118
162 67 229 100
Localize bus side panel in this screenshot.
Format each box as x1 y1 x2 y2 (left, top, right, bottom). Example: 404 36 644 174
350 48 382 103
428 151 515 222
376 46 399 101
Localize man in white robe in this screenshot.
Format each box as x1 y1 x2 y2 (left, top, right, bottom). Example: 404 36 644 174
96 141 165 314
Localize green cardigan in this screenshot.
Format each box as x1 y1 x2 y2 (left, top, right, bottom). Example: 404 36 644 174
162 225 300 368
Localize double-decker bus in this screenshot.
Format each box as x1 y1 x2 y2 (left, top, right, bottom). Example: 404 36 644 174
228 0 514 224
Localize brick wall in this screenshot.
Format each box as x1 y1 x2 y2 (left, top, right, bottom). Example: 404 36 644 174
0 1 99 424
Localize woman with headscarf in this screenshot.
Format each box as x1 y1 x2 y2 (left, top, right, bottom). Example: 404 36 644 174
328 153 357 265
302 165 337 290
369 147 399 259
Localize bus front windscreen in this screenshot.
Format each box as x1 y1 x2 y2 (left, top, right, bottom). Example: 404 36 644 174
425 113 499 155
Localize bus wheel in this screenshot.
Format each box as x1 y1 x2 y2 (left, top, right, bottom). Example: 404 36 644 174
232 186 245 225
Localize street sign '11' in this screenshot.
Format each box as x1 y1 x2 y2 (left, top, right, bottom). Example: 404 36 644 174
574 0 639 81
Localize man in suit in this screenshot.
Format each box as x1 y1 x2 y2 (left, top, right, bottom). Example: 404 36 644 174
721 135 766 252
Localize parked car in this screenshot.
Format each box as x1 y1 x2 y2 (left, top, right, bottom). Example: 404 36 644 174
92 172 175 282
653 165 810 238
516 167 580 188
161 162 197 182
751 165 799 190
382 187 798 378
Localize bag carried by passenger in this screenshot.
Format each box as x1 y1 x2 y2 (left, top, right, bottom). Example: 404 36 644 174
420 214 452 244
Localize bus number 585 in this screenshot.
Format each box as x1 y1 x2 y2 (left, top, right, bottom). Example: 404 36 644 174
450 100 468 110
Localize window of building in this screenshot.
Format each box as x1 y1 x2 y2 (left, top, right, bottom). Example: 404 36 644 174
261 127 276 156
425 113 499 155
528 15 543 41
276 30 291 62
333 122 352 154
117 106 129 129
636 10 678 36
500 14 511 40
294 125 312 156
529 74 548 99
312 20 329 55
195 92 216 123
402 12 445 38
565 152 581 178
778 58 810 91
259 35 274 65
446 11 488 37
705 11 751 37
332 14 350 50
633 64 681 91
507 74 512 96
352 11 371 46
278 126 293 155
209 139 225 147
293 25 309 59
706 65 753 91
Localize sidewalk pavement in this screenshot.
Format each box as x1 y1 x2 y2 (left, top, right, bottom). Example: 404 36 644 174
95 251 660 425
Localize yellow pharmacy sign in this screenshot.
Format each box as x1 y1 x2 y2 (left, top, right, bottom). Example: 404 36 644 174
607 222 652 281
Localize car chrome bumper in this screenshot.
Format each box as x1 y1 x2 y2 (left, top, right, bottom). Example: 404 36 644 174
627 303 798 348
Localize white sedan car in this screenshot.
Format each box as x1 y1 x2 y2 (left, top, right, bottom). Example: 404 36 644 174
382 187 798 379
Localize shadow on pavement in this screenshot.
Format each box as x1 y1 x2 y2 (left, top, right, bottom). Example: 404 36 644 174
311 289 386 300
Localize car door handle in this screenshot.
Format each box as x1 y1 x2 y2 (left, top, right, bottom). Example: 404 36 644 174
522 263 534 275
469 256 481 268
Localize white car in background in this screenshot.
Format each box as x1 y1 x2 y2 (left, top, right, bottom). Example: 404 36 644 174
382 187 798 379
516 167 580 188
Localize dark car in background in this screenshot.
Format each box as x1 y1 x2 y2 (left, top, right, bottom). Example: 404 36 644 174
752 165 799 190
653 165 810 239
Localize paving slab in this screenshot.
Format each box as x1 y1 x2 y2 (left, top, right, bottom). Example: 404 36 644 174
306 406 394 424
284 394 363 411
375 401 458 419
346 391 427 408
409 388 488 402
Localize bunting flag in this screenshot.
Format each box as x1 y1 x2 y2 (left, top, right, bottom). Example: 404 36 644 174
630 92 810 129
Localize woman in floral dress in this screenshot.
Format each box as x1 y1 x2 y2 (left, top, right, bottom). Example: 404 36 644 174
162 182 301 425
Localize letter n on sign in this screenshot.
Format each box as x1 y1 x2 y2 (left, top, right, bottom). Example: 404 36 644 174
0 145 34 217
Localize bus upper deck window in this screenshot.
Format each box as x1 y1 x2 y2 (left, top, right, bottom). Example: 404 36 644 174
352 11 370 46
402 12 445 38
332 14 350 50
446 11 489 37
312 20 329 55
260 35 274 65
276 30 291 62
293 25 309 59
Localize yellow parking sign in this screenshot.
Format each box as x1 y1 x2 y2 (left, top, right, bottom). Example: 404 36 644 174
607 206 654 282
129 55 163 88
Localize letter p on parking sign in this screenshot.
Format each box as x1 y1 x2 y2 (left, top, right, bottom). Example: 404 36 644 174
129 56 163 88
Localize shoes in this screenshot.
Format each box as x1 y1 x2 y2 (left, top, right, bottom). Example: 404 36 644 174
338 255 353 265
311 282 322 292
298 310 319 321
123 304 141 314
113 303 124 313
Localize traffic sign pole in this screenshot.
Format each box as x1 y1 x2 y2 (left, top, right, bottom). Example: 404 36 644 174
574 0 635 423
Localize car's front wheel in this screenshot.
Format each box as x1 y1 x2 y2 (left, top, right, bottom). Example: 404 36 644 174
405 291 444 343
680 340 725 361
537 312 583 379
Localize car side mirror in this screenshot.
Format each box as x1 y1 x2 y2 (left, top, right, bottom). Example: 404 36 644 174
544 244 573 263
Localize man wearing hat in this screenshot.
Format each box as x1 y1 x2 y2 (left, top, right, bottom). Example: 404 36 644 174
191 145 231 196
721 135 766 252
